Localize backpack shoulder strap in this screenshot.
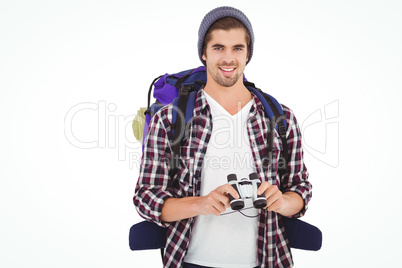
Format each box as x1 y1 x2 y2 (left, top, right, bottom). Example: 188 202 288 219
169 85 199 180
245 82 288 173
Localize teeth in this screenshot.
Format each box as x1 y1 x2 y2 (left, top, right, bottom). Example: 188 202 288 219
220 68 235 71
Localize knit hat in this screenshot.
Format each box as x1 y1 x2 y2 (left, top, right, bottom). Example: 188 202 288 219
198 6 254 65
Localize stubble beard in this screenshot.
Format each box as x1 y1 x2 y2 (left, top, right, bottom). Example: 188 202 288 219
207 64 242 88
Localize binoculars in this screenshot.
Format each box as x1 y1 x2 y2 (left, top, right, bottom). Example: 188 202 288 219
227 173 267 210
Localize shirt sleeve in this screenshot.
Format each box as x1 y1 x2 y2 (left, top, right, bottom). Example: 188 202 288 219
280 106 312 218
133 108 174 227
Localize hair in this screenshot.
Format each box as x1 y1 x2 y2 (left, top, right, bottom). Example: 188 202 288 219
202 17 251 58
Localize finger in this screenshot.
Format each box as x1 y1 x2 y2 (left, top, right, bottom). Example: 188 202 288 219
266 197 283 212
200 195 222 216
215 195 229 212
221 184 240 199
208 202 223 216
208 193 227 213
205 203 222 216
264 184 279 199
268 200 282 212
257 181 270 196
219 193 231 208
266 190 281 208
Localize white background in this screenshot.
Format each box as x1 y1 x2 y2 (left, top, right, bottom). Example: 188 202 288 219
1 0 401 267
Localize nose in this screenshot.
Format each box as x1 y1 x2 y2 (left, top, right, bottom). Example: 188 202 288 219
221 50 236 66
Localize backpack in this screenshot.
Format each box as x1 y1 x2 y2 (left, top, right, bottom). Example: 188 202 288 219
132 66 289 177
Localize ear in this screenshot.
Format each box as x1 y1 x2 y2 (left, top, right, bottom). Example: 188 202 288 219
202 54 207 61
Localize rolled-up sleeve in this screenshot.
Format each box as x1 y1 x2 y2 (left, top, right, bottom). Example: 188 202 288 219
281 106 312 218
133 108 173 227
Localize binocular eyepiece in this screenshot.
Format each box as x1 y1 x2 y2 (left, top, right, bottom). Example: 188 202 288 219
227 173 267 210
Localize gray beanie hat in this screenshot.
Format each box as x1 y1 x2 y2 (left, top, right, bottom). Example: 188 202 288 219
198 6 254 65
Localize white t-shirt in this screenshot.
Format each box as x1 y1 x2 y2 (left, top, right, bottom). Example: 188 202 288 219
184 91 259 268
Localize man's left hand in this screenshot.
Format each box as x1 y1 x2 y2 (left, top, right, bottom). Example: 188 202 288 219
257 182 304 217
257 181 285 212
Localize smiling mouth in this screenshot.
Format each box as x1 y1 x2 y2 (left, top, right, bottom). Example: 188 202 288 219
219 67 236 72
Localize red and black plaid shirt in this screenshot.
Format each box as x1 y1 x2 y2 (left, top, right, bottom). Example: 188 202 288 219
134 89 312 267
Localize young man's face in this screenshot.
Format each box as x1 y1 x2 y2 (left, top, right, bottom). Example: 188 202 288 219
202 28 249 88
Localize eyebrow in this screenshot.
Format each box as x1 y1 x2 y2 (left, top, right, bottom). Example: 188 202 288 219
234 44 245 48
211 44 246 48
212 44 224 48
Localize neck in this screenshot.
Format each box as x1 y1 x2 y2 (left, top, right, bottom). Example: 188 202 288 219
204 74 252 116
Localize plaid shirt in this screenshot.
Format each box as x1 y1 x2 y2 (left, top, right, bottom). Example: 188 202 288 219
134 89 312 268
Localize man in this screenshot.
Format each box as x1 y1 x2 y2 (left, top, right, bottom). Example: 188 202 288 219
134 6 312 268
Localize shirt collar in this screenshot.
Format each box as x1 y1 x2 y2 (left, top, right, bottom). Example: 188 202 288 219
194 87 266 116
194 88 210 116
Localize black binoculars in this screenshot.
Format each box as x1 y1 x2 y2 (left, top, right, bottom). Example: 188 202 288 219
227 173 267 210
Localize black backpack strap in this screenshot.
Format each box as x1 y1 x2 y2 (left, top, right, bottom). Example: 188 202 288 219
169 84 194 181
174 68 196 88
147 75 163 109
262 95 288 159
245 82 288 175
265 97 288 176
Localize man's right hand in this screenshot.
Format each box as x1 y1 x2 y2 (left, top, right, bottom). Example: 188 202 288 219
160 183 240 222
196 183 240 216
